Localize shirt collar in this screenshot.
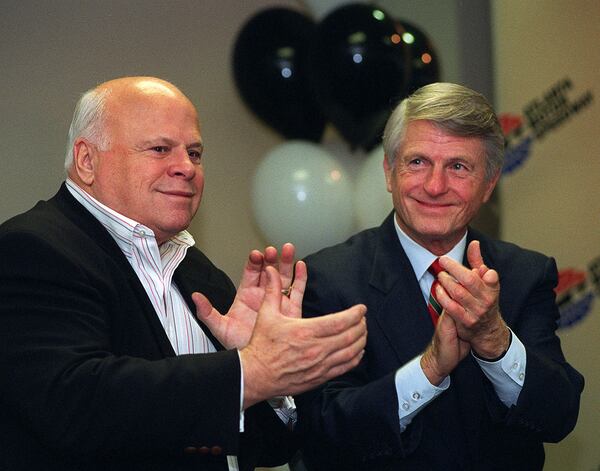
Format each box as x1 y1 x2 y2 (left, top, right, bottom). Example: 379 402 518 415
65 178 195 254
392 215 467 281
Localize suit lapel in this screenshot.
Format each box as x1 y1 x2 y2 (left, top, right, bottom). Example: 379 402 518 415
54 184 176 357
368 214 435 363
173 266 227 352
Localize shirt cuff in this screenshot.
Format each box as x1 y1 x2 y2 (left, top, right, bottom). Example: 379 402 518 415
472 328 526 406
395 355 450 432
236 350 245 432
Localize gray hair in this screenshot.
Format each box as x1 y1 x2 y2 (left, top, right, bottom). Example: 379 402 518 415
64 86 111 171
382 82 504 180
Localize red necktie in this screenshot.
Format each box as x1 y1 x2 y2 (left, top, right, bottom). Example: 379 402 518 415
427 259 444 326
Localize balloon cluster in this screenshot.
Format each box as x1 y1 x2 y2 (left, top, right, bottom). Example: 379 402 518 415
233 3 440 256
233 3 439 150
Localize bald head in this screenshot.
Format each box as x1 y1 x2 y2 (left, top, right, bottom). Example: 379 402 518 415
64 76 195 173
65 76 204 244
96 76 186 103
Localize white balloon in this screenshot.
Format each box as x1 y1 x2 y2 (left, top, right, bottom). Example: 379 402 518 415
252 141 354 257
354 145 393 230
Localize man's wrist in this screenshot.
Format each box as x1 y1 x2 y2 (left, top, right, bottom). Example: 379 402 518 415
420 348 447 386
472 329 512 362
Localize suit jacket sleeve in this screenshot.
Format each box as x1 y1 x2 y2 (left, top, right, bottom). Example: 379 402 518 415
483 244 584 442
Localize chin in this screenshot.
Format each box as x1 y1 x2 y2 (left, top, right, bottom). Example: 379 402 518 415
160 219 193 236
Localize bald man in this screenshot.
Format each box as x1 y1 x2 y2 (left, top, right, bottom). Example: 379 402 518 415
0 77 367 471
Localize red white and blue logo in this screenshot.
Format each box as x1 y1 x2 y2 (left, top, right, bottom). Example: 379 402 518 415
555 256 600 328
500 78 593 175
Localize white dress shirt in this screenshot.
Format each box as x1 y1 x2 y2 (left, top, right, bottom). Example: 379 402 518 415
391 218 527 432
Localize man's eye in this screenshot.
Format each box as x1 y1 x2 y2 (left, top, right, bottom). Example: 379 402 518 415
188 150 202 163
409 158 423 165
152 146 169 153
452 162 467 171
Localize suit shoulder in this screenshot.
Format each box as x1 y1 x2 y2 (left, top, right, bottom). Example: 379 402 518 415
303 227 379 271
0 198 91 260
1 198 58 236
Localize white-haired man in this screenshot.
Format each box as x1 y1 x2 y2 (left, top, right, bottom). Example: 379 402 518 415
297 82 583 471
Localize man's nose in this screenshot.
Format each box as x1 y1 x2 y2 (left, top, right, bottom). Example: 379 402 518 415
423 166 448 195
168 148 196 178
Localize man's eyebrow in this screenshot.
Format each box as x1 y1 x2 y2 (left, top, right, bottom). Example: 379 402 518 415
139 137 176 147
138 138 203 149
187 141 203 150
401 151 427 160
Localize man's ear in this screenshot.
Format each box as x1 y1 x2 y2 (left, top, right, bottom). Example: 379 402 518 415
383 155 393 193
482 170 502 203
72 138 96 186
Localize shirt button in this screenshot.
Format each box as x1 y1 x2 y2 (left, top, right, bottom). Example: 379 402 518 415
512 362 519 370
519 372 525 380
402 402 410 411
412 392 421 401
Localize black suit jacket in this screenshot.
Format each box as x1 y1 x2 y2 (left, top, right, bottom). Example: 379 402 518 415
0 184 292 471
297 213 583 471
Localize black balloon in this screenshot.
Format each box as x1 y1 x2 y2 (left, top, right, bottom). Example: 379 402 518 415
394 20 440 94
308 3 410 151
233 8 326 142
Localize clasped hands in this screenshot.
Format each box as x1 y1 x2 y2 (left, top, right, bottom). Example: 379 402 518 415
421 240 511 386
192 243 367 409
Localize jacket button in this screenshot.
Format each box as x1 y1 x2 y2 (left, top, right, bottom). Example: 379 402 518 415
211 446 223 456
198 446 210 455
183 447 197 455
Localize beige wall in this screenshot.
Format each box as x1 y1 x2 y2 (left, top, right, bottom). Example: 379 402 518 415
493 1 600 469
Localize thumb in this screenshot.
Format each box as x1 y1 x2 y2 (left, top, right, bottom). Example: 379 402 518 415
192 292 220 327
467 240 488 277
467 240 484 268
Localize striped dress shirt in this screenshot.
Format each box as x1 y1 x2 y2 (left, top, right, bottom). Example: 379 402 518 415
66 178 215 355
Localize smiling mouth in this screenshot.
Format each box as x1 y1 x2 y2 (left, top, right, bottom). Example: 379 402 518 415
416 199 453 209
161 190 195 198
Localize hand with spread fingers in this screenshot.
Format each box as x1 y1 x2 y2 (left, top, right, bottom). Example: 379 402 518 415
193 242 307 350
434 240 511 359
240 266 367 408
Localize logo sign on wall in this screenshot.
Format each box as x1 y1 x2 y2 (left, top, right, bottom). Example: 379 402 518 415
555 255 600 328
499 78 594 175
